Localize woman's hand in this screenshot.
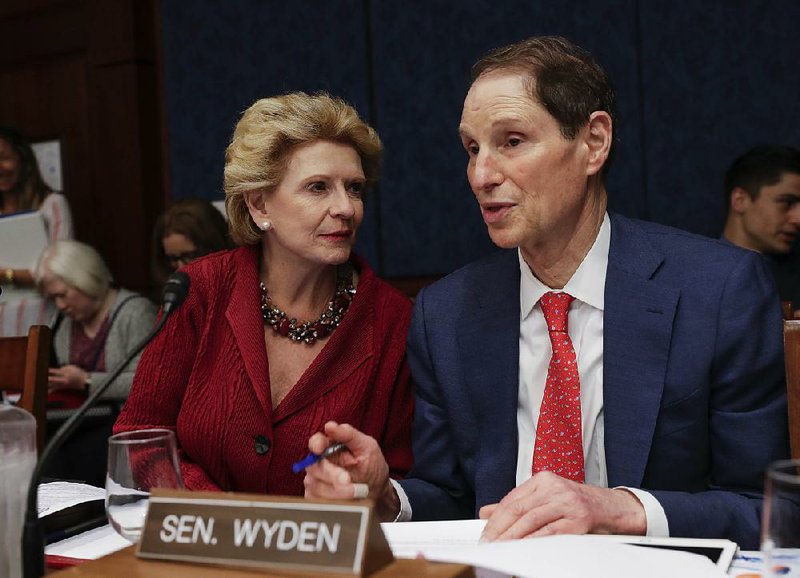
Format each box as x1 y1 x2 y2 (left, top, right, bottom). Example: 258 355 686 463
48 365 89 391
303 421 401 521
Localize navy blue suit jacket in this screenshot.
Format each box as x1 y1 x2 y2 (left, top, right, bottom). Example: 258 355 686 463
399 213 789 549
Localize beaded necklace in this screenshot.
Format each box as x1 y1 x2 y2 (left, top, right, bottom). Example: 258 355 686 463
259 265 355 345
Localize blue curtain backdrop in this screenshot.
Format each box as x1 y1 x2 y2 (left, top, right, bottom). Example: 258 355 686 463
160 0 800 277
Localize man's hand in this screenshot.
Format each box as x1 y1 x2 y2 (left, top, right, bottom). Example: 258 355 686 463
479 471 647 541
48 365 89 391
303 421 401 521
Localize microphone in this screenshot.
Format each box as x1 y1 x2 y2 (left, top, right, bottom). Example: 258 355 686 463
161 271 190 315
22 271 191 578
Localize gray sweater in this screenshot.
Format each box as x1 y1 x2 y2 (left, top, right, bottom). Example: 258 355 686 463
53 289 157 400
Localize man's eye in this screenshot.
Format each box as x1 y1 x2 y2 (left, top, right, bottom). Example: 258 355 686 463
507 137 522 147
466 144 479 155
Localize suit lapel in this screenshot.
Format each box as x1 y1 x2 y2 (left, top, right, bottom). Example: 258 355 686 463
603 214 679 487
225 251 374 424
458 250 521 501
225 245 273 421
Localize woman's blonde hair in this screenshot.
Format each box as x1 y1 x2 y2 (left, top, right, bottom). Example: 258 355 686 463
37 240 113 300
224 92 382 245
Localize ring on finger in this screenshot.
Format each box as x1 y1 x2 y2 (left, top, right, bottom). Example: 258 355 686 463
352 483 369 499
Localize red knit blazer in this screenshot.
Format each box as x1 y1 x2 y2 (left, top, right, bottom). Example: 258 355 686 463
115 245 414 495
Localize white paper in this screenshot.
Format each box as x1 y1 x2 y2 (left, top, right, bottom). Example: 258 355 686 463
381 519 486 558
381 520 727 578
0 211 49 270
37 481 105 518
211 199 227 220
31 140 63 192
45 524 131 560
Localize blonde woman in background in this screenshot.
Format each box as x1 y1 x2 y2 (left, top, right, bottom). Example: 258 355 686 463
37 240 156 409
37 240 156 485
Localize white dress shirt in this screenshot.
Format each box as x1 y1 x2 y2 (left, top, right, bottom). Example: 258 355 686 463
515 213 667 536
394 213 668 536
515 215 607 486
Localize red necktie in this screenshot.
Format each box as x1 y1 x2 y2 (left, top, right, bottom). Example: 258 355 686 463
532 291 585 483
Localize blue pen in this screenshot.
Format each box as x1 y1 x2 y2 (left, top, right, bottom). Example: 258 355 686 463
292 442 347 473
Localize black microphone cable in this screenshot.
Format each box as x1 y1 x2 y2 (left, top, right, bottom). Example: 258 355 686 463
22 271 190 578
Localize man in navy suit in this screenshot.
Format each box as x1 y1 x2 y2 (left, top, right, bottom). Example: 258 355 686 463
304 36 788 549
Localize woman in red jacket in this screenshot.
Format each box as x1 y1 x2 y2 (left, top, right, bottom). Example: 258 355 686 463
115 92 413 496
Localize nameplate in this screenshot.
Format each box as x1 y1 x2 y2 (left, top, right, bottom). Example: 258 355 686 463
136 489 394 575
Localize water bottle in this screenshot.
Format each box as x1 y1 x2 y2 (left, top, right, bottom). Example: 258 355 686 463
0 403 36 578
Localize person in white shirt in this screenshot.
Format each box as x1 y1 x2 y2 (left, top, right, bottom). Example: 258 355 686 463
0 125 73 336
302 36 788 550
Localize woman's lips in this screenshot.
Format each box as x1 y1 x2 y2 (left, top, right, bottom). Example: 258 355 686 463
319 230 353 241
481 203 515 224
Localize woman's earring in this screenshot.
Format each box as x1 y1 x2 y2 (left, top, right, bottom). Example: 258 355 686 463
260 220 272 231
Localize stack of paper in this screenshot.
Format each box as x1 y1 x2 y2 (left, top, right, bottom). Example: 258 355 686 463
0 211 49 270
381 520 729 578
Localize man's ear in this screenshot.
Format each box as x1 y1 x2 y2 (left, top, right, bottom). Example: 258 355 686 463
730 187 753 214
584 111 612 176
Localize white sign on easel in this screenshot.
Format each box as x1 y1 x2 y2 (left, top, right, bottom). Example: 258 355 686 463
31 139 63 192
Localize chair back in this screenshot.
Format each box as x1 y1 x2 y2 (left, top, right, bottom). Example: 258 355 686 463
0 325 51 451
784 320 800 460
782 301 794 320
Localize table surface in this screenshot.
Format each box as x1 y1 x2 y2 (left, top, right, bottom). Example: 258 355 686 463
50 546 475 577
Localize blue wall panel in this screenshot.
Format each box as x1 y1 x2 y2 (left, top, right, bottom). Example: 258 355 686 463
638 0 800 237
160 0 379 266
160 0 800 276
370 0 642 275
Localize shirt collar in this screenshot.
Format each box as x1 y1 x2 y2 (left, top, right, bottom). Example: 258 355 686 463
519 212 610 319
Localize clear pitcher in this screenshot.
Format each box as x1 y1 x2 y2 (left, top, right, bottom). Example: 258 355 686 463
0 403 36 578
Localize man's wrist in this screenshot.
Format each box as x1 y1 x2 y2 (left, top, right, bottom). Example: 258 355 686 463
609 488 648 535
376 479 401 522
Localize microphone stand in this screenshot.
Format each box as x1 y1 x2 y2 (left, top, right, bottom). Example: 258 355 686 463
22 273 188 578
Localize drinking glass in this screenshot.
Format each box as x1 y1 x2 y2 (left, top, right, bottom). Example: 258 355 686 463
105 428 183 542
761 459 800 577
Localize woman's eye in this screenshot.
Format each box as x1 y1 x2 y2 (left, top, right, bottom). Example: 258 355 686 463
308 181 327 192
347 182 365 197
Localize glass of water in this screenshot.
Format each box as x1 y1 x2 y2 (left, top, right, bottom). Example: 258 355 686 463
761 459 800 577
105 428 183 542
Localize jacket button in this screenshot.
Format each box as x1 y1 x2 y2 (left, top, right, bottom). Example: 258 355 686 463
254 435 271 455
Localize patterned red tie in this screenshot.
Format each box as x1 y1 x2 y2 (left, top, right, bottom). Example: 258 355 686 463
532 291 585 483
